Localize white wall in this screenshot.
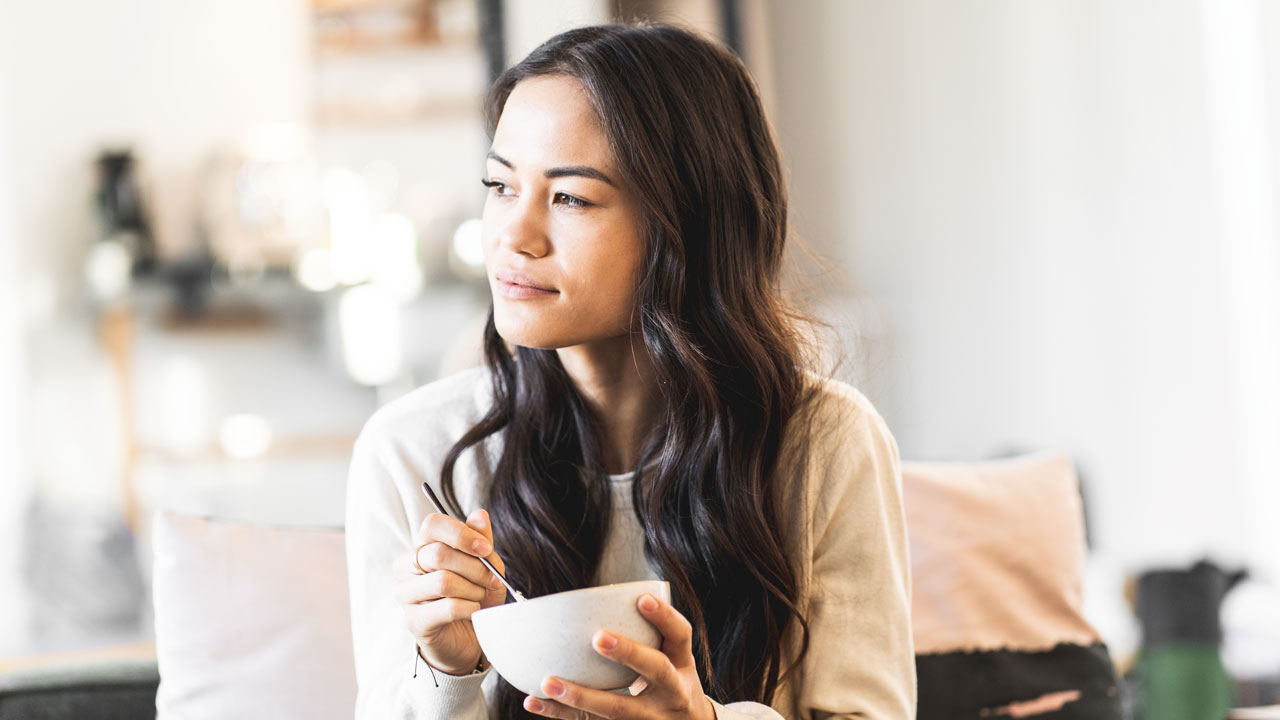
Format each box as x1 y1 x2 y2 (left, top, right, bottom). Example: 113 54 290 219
503 0 612 66
0 16 31 656
1200 0 1280 600
768 0 1276 579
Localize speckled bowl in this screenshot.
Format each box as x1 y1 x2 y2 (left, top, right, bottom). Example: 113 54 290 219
471 580 671 699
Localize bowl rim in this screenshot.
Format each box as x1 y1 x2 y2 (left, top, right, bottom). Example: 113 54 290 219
473 579 668 617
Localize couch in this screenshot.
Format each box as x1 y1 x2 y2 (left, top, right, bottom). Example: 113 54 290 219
0 451 1122 719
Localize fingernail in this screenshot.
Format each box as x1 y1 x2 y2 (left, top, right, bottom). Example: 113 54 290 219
526 697 544 712
639 594 658 612
490 573 503 588
596 632 617 651
471 539 492 555
469 509 487 528
544 678 565 697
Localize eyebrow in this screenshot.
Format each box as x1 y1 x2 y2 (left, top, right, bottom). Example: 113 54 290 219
486 150 617 188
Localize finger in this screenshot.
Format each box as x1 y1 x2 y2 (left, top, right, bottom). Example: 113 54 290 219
414 512 494 557
524 695 605 719
638 594 694 665
592 629 678 701
539 676 635 720
394 569 488 605
402 596 483 640
465 508 508 581
523 700 608 720
465 509 512 608
480 558 509 608
466 508 493 544
393 543 501 590
467 509 508 575
522 695 577 718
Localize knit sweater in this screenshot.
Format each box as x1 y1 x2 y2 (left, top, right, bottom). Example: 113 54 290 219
345 366 916 719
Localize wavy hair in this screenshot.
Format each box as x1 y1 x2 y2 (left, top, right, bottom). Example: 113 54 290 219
438 23 815 718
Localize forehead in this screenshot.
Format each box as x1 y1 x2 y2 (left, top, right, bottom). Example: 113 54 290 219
491 75 613 169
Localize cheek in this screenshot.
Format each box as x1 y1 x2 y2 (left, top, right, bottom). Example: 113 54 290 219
479 216 497 266
564 245 644 327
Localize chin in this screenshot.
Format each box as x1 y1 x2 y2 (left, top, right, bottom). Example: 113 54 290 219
493 314 568 350
492 302 630 351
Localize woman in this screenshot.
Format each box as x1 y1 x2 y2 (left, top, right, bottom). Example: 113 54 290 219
346 23 915 720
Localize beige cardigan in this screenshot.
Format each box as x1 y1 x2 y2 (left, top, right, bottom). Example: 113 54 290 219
345 366 915 719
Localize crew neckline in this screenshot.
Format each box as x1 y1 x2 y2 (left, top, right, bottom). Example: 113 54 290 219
608 470 636 484
607 461 659 484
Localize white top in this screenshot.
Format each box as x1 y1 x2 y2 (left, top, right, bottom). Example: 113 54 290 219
345 366 916 719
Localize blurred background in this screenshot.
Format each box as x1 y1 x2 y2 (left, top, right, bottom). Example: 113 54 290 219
1 0 1278 710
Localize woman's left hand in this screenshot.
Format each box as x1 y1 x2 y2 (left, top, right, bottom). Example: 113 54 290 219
524 592 716 720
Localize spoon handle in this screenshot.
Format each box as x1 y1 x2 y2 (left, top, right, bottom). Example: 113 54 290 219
420 481 527 602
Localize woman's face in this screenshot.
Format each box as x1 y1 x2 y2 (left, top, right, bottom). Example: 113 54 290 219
481 75 647 350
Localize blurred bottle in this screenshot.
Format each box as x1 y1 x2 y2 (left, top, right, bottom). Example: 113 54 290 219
93 149 156 275
1129 559 1248 720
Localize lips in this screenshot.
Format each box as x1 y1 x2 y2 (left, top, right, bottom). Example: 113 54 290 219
495 268 558 300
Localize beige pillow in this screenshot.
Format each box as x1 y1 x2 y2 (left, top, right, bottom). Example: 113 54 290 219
902 452 1102 654
152 510 356 719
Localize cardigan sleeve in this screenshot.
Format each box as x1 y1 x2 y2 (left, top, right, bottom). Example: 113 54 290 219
797 395 916 719
345 426 495 720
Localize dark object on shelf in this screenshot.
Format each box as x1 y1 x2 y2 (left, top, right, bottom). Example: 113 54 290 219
163 254 216 318
93 150 156 275
478 0 504 84
1128 559 1248 720
718 0 741 57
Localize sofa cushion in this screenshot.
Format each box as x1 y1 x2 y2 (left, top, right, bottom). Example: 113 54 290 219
903 452 1123 719
152 510 356 719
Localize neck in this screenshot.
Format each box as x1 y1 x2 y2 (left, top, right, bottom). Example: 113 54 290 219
556 333 662 475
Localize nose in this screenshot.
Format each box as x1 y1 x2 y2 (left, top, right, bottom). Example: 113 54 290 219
493 196 550 259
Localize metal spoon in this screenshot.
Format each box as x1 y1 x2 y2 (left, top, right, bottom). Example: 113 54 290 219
421 481 527 602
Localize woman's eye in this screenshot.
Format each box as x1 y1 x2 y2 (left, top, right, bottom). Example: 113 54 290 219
554 192 589 208
480 178 511 196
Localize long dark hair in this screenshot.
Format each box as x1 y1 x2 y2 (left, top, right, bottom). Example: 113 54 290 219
439 23 814 717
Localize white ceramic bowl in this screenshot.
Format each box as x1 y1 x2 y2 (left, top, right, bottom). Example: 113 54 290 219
471 580 671 699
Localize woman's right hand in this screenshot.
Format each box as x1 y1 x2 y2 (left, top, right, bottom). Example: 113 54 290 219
393 507 508 676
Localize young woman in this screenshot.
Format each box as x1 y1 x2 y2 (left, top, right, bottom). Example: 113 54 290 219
346 24 915 720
